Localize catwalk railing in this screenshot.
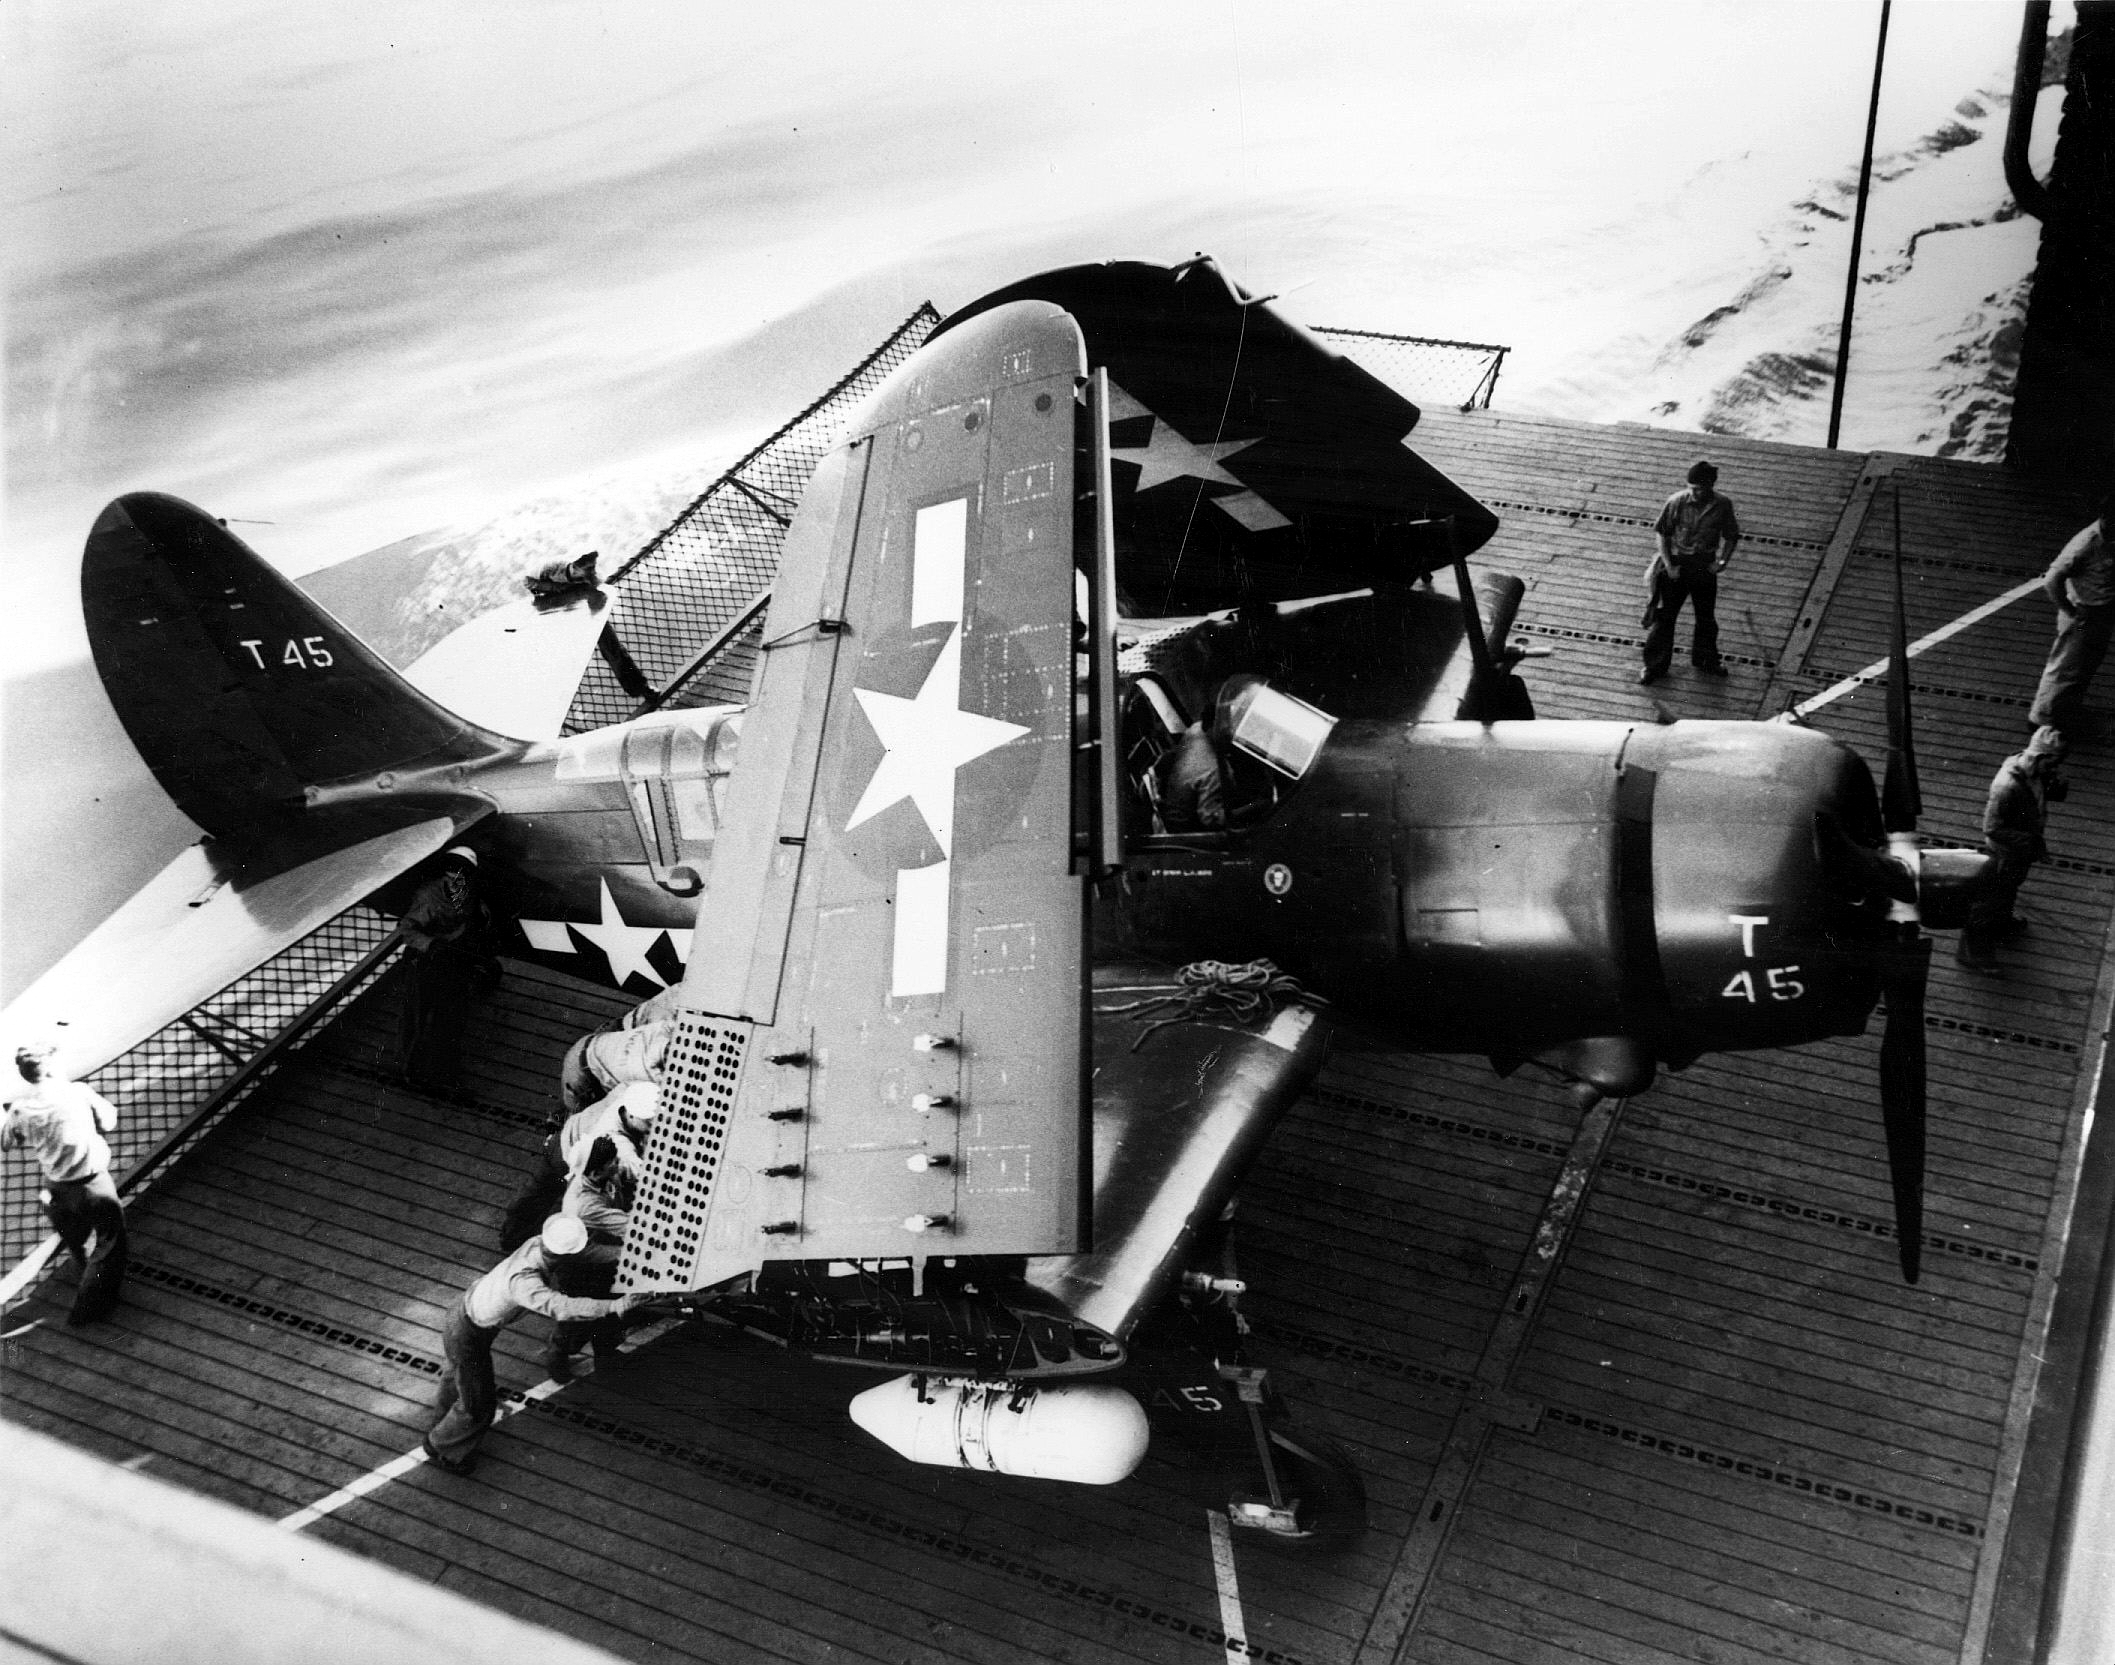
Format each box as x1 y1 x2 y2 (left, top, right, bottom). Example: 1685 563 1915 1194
562 303 944 734
1313 326 1509 412
0 908 401 1295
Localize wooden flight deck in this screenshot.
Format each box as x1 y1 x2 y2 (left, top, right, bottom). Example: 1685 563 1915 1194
6 407 2110 1665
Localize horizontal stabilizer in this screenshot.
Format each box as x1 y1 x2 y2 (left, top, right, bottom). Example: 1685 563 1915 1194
402 587 612 741
1 814 478 1082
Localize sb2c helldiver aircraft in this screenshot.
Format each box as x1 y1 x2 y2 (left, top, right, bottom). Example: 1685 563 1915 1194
18 257 1996 1543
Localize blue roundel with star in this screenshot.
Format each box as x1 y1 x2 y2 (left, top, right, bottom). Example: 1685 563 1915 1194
829 611 1053 879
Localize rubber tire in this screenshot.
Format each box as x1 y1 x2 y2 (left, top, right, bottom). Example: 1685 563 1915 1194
1250 1429 1368 1553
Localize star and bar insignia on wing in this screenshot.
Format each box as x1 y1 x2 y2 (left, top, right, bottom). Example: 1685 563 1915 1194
1106 382 1291 532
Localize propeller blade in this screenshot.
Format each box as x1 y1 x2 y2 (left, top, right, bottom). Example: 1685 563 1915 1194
1876 932 1930 1282
1881 485 1923 832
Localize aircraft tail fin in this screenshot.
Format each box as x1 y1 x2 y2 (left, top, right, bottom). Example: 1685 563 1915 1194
83 494 514 875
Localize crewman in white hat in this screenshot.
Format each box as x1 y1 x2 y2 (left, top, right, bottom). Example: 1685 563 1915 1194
424 1214 648 1474
2 1042 128 1325
497 1080 660 1253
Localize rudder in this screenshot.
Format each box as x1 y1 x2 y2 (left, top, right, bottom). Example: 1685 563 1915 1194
83 493 513 874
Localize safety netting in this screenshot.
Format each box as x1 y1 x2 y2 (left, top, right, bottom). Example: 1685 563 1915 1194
0 909 399 1287
1313 326 1509 413
562 304 944 734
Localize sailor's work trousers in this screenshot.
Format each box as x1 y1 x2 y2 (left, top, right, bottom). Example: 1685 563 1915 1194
1641 562 1722 676
428 1302 501 1466
2029 603 2115 729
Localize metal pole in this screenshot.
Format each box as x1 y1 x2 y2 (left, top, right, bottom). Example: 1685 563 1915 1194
1827 0 1893 450
2004 1 2055 223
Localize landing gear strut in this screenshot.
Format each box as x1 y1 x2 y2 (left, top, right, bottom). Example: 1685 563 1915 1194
1122 1252 1368 1551
1221 1364 1367 1550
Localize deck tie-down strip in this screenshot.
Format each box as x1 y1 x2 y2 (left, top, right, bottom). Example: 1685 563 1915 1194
329 1059 557 1134
1254 1314 1989 1544
1355 1093 1629 1665
1541 1408 1983 1538
124 1253 1993 1564
1307 1086 2044 1273
1484 491 2048 579
1512 618 1773 667
1480 496 1827 555
112 1264 1301 1664
1508 620 2038 711
129 1262 444 1372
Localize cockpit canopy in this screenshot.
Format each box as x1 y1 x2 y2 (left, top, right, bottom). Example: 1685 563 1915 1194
1220 678 1337 781
1120 671 1335 838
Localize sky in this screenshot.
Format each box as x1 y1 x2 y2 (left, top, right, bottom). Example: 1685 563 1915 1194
5 2 2043 652
0 0 2054 992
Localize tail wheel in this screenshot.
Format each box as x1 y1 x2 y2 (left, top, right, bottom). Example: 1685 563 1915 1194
1238 1429 1367 1552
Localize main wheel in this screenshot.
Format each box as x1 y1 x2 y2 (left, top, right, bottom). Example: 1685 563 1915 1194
1239 1429 1367 1552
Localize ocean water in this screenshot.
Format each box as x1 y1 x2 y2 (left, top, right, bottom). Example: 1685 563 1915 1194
0 0 2062 997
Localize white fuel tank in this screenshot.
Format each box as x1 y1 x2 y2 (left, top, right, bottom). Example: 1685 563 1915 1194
848 1375 1149 1485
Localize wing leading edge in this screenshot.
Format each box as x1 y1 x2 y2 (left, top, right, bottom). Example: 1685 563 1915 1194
623 301 1094 1292
0 814 482 1081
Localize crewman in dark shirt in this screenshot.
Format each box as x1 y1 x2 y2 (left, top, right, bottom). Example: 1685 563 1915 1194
1640 459 1742 685
397 845 490 1097
1960 726 2067 971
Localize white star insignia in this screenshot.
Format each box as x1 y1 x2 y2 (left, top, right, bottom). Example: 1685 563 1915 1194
1112 419 1260 493
846 627 1028 857
568 877 677 988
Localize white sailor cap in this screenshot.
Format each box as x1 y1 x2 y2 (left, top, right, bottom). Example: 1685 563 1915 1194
538 1214 590 1257
613 1081 660 1128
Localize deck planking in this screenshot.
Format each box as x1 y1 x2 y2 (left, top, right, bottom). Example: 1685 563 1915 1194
5 406 2109 1665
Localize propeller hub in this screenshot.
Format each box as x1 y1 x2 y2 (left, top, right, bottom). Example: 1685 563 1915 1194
1884 833 1923 927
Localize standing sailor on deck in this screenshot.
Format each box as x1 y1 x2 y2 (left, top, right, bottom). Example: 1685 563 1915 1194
1640 459 1741 685
396 845 494 1098
2028 495 2115 734
3 1044 128 1326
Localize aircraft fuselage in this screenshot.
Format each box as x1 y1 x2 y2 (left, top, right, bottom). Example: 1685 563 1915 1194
1109 716 1889 1083
432 698 1892 1098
